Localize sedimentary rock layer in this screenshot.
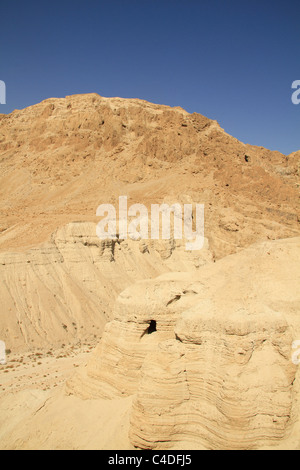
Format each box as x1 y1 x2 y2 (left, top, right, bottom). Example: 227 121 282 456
67 237 300 449
0 222 211 351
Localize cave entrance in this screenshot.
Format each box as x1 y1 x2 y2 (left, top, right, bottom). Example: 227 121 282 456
148 320 157 335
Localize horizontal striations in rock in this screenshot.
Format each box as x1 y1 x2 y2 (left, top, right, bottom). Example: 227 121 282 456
66 276 205 399
130 307 296 450
69 237 300 449
0 222 211 351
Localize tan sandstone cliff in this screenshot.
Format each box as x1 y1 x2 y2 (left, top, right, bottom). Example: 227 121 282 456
65 237 300 450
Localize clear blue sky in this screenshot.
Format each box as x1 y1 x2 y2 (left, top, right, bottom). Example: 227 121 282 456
0 0 299 154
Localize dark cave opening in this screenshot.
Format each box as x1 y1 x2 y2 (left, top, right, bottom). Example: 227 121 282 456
148 320 157 334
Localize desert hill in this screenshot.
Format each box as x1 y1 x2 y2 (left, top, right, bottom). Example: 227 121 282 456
0 93 298 257
0 94 299 352
0 94 299 450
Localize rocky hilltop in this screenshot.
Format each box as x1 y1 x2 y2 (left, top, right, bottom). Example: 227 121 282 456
0 93 299 257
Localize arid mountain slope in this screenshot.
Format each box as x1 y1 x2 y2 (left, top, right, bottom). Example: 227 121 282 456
0 93 299 352
0 94 299 258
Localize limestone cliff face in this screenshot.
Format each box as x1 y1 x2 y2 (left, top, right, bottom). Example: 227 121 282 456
130 307 295 450
69 275 205 399
67 237 300 450
0 222 212 352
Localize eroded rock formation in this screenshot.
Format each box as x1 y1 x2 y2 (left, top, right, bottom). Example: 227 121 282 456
67 237 300 449
130 306 295 450
0 222 211 351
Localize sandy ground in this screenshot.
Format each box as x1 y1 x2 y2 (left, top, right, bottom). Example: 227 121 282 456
0 347 95 398
0 343 133 450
